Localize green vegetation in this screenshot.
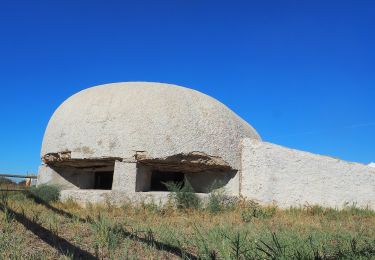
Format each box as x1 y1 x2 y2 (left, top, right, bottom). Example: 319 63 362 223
240 201 277 222
164 179 201 209
28 184 61 203
0 189 374 259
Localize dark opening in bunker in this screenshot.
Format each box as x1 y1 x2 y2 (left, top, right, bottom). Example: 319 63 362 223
150 170 185 191
135 153 237 193
94 171 113 190
136 165 236 193
50 160 115 190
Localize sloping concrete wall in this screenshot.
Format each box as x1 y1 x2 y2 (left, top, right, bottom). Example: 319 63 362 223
38 165 78 190
241 138 375 209
38 164 114 190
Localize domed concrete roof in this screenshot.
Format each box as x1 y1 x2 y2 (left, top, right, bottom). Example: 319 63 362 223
41 82 260 170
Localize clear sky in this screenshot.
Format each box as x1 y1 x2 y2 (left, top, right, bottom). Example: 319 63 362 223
0 1 374 174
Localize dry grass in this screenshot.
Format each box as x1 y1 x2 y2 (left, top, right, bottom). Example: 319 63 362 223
0 191 374 259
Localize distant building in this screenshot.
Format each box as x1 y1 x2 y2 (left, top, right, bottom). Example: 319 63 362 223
37 82 375 209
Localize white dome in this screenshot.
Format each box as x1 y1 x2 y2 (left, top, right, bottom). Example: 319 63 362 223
41 82 260 170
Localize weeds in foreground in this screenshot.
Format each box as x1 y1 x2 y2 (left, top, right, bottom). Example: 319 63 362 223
0 189 374 259
256 232 287 259
241 201 276 222
28 184 60 203
221 230 252 259
164 179 201 209
192 225 218 259
90 213 120 258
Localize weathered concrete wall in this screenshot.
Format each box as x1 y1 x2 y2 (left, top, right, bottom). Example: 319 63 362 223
37 165 78 190
224 171 240 195
112 161 137 194
60 190 211 206
186 171 238 194
41 82 261 171
241 138 375 209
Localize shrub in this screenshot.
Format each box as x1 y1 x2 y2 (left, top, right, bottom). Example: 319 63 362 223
164 179 201 210
206 181 226 214
240 201 276 222
304 204 325 216
207 191 223 214
28 184 60 203
141 200 161 214
241 208 253 223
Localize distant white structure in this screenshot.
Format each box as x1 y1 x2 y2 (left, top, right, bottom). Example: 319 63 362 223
37 82 375 209
369 163 375 168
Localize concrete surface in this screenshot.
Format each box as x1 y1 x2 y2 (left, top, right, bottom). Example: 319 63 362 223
37 165 78 190
241 138 375 209
112 161 136 193
60 189 210 206
41 82 260 171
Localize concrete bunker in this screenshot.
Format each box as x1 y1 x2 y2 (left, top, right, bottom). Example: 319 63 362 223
37 82 261 205
37 82 375 208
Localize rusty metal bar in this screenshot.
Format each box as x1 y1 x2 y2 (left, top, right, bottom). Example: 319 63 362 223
0 173 37 179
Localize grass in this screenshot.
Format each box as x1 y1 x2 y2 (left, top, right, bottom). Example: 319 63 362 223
0 190 374 259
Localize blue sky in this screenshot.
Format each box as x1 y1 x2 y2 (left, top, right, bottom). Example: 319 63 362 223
0 1 374 174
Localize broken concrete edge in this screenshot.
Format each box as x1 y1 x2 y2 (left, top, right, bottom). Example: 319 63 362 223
42 150 235 173
42 151 72 164
136 151 234 173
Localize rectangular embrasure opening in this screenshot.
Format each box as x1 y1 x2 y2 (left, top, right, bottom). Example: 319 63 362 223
53 161 115 190
135 163 236 193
